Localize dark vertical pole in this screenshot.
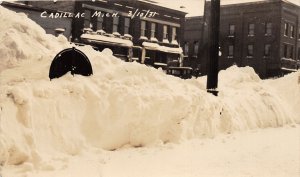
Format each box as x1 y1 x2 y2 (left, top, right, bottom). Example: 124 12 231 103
206 0 220 96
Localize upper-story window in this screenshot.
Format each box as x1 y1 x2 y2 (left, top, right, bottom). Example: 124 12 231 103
141 21 146 36
112 16 119 32
291 25 295 38
283 44 288 58
163 25 168 39
84 9 92 28
193 41 199 56
172 27 177 41
265 22 272 35
184 42 189 56
124 17 130 34
228 45 234 57
264 44 271 57
289 45 294 59
151 23 156 38
229 24 235 36
247 44 254 57
97 16 104 30
248 23 255 36
284 23 289 36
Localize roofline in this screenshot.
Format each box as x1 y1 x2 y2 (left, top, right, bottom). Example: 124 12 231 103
137 0 188 15
220 0 299 8
1 1 69 14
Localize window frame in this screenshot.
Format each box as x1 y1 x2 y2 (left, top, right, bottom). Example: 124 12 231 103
228 45 234 57
248 23 255 36
265 22 272 36
141 20 146 37
264 44 271 57
229 24 235 37
247 44 254 57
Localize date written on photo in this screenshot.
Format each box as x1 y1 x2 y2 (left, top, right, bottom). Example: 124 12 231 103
128 9 158 19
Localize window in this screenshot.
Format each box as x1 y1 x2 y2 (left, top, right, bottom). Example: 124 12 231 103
184 42 189 56
248 23 255 36
97 16 104 30
172 27 177 41
163 25 168 39
265 22 272 35
264 44 271 57
291 25 295 38
141 21 146 36
283 44 288 58
229 24 235 36
124 17 130 34
194 41 199 56
290 45 294 59
84 9 92 28
112 16 119 32
228 45 234 57
247 45 254 57
150 23 156 38
284 23 289 36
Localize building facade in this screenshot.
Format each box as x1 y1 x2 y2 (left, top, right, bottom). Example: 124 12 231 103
184 0 300 78
2 1 186 48
2 1 73 38
183 16 204 69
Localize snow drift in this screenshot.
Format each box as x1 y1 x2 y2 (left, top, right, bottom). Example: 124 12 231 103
0 5 299 169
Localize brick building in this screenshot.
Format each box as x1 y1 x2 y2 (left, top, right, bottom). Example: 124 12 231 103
2 0 188 67
2 1 186 47
2 1 73 38
184 0 300 78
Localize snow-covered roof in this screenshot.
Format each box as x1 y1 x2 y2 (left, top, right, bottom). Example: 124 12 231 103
81 33 133 47
142 41 183 54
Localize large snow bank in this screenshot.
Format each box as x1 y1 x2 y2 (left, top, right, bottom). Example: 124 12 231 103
0 5 298 171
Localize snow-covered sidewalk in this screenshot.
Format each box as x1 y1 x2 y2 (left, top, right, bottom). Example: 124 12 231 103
2 125 299 177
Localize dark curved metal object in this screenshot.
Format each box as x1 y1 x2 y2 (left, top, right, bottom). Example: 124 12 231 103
49 47 93 80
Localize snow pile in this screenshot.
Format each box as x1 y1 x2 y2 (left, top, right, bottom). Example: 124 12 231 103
0 6 298 174
0 6 69 72
265 71 300 123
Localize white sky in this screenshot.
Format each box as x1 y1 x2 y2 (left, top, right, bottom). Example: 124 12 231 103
154 0 300 17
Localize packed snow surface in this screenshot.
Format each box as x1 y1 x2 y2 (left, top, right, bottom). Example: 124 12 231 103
0 6 299 177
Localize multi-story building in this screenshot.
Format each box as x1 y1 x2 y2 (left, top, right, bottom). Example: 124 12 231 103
183 16 204 69
184 0 300 78
2 0 187 66
2 0 186 47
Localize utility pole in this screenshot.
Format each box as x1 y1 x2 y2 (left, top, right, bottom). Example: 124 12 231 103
206 0 220 96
